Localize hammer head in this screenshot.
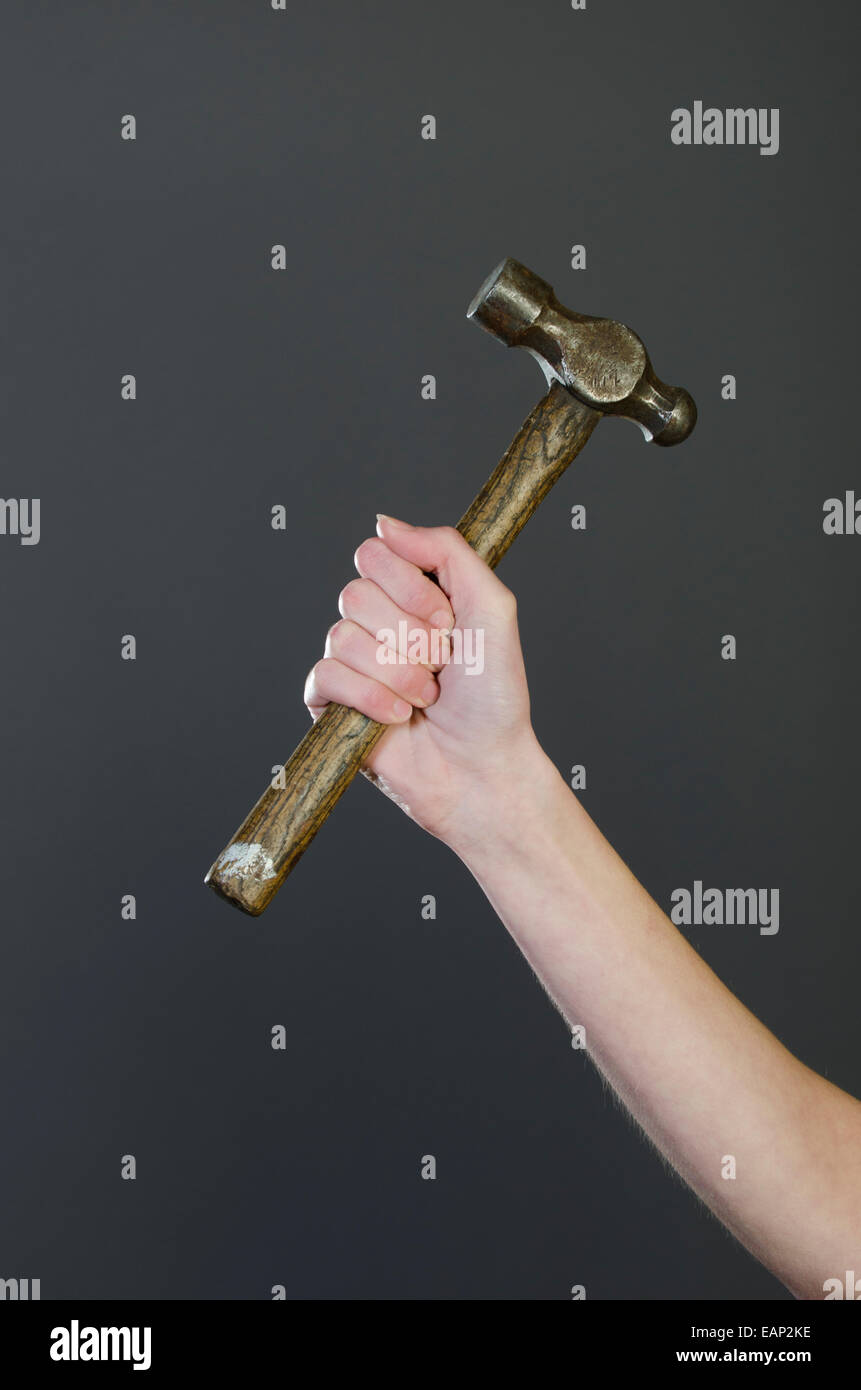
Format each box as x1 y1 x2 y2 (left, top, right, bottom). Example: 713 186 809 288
467 258 696 446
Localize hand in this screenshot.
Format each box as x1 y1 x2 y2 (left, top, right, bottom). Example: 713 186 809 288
304 515 551 853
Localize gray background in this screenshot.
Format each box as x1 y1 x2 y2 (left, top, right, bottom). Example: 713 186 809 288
1 0 857 1300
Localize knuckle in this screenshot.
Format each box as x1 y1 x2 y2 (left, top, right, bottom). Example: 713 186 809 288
303 658 328 701
354 536 385 572
431 524 459 549
325 618 345 649
338 577 366 615
325 618 359 658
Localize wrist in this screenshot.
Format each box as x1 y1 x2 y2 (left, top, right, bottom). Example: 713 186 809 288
446 736 572 868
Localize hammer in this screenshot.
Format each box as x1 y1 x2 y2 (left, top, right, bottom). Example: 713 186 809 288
205 258 696 915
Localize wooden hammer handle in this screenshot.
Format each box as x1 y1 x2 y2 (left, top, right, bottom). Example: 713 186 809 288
205 384 599 915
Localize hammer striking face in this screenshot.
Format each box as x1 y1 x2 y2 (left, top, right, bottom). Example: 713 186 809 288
205 258 696 915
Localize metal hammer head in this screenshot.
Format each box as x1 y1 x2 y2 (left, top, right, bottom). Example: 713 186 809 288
467 258 696 446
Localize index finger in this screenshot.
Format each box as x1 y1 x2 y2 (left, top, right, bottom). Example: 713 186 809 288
353 535 454 631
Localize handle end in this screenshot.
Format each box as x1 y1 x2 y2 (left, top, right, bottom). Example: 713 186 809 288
205 841 276 916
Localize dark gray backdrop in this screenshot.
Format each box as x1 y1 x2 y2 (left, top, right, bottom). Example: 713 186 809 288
1 0 857 1299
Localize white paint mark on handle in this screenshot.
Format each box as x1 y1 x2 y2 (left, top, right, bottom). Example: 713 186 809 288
216 841 276 882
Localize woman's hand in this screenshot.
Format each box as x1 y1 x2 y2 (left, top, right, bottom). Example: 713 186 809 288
303 514 551 854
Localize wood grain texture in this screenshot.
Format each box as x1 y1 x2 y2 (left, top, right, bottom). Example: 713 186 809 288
456 382 600 567
204 703 386 916
206 384 600 915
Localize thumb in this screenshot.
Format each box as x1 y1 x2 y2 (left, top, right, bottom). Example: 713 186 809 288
375 515 515 621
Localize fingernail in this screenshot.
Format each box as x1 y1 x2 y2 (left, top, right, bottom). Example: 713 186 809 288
421 677 439 705
377 514 412 529
431 609 453 632
392 697 412 720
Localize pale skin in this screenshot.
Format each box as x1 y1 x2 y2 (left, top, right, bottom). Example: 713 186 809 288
305 514 861 1300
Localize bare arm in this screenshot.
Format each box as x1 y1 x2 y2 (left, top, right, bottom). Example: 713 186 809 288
305 514 861 1299
458 753 861 1299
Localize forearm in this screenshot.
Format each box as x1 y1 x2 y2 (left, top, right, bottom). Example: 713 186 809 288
311 517 860 1295
452 750 861 1299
